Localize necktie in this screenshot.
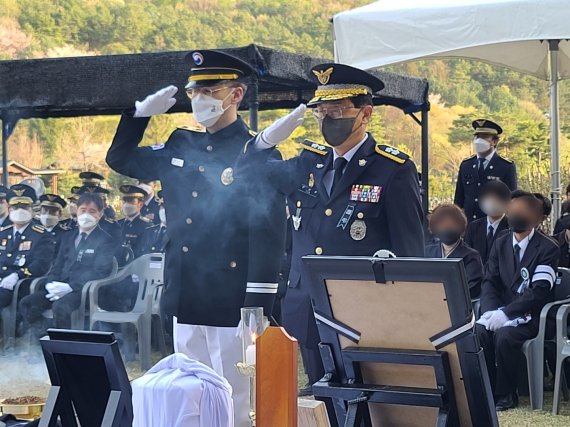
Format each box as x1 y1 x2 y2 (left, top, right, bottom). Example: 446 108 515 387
76 232 87 250
486 225 494 248
330 157 348 195
514 243 521 268
477 158 486 179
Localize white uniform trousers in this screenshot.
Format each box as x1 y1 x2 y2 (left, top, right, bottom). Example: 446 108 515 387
174 317 250 427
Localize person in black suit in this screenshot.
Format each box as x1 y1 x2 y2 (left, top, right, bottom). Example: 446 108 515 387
553 203 570 268
476 190 559 411
19 193 118 333
454 119 517 222
534 192 552 234
553 185 570 234
465 181 511 263
425 204 483 298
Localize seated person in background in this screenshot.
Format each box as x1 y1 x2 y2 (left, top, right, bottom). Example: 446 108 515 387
465 180 510 263
476 190 559 411
38 194 70 256
553 184 570 234
144 191 168 253
137 180 161 225
533 192 552 233
74 185 121 239
553 202 570 268
0 186 12 228
19 193 117 332
425 204 483 298
118 184 153 260
0 184 54 310
60 192 79 229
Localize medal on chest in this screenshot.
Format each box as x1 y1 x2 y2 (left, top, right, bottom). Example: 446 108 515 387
292 201 302 231
350 220 367 241
221 167 234 186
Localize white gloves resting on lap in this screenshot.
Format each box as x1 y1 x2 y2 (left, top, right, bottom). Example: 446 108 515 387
45 281 73 302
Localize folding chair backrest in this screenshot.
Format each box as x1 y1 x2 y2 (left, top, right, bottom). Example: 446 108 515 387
128 253 165 312
554 268 570 301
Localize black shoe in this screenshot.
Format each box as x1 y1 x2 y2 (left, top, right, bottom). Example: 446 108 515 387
298 386 313 397
495 393 518 411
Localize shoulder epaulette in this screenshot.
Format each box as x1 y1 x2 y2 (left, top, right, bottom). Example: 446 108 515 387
497 155 514 164
375 144 409 164
177 125 206 133
463 154 476 161
57 223 71 231
300 140 331 156
32 224 46 234
104 217 116 224
0 224 13 232
248 129 258 137
139 216 151 223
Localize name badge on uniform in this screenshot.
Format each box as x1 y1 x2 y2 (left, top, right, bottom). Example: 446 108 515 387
171 157 184 168
298 184 318 197
85 249 95 254
17 254 26 267
337 204 355 230
350 185 382 203
19 241 31 251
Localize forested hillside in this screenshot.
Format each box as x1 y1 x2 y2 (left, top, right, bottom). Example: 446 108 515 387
1 0 569 203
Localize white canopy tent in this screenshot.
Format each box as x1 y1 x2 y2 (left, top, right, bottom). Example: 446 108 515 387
333 0 570 221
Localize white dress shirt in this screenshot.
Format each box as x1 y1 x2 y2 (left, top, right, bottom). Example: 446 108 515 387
487 214 505 236
477 150 496 170
512 228 535 261
323 133 369 194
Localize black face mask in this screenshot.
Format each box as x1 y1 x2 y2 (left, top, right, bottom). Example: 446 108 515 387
319 112 361 147
509 214 531 233
436 229 461 245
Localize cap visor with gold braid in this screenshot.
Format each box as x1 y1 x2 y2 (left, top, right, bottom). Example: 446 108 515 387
308 63 384 106
185 50 255 89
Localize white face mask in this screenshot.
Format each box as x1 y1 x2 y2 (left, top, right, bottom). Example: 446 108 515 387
68 203 78 217
159 207 166 225
472 137 492 154
191 90 234 128
77 213 98 231
9 208 33 225
40 213 59 228
122 203 139 218
480 197 505 218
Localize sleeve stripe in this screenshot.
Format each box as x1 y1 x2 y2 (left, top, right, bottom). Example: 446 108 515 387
246 288 278 294
246 282 278 289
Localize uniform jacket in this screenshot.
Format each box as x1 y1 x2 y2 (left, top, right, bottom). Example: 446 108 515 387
454 153 517 221
143 224 168 253
46 226 117 291
118 214 153 258
45 223 71 257
465 216 510 263
554 231 570 269
141 197 161 225
262 135 424 342
106 113 286 326
480 230 559 319
0 223 54 280
425 240 484 298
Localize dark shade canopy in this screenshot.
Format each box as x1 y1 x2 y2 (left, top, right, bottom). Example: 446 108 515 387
0 44 429 120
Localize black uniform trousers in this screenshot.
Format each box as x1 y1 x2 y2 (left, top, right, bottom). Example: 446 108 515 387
0 288 12 309
20 282 81 332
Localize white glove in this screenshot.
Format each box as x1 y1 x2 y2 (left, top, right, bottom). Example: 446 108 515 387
0 273 19 291
480 311 494 320
255 104 306 150
487 309 509 332
134 85 178 118
45 281 73 302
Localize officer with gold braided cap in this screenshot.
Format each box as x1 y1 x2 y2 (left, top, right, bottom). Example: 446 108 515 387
106 49 286 427
251 62 424 394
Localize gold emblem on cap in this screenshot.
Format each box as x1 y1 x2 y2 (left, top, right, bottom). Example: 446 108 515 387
313 67 334 85
13 188 25 196
476 119 486 127
221 167 234 186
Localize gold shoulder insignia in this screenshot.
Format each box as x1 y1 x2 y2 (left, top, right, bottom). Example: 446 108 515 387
32 224 46 234
177 125 205 133
300 139 331 156
0 225 13 232
140 216 151 223
463 154 476 161
313 67 334 85
499 156 514 164
375 145 408 164
248 129 258 137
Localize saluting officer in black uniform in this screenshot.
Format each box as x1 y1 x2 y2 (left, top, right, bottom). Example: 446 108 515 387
0 186 12 228
143 190 168 253
117 184 153 260
37 194 70 257
106 50 285 427
454 120 517 222
251 63 424 391
0 185 54 310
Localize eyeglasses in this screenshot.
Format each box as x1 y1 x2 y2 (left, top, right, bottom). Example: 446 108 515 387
312 106 360 120
186 86 230 99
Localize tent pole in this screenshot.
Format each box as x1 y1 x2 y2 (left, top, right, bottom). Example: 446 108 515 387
549 40 561 229
1 117 17 188
249 76 259 132
421 109 429 219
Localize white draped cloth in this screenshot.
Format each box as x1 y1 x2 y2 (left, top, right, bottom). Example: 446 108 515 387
132 353 234 427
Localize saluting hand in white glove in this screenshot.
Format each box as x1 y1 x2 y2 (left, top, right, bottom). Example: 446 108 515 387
134 85 178 118
255 104 306 150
